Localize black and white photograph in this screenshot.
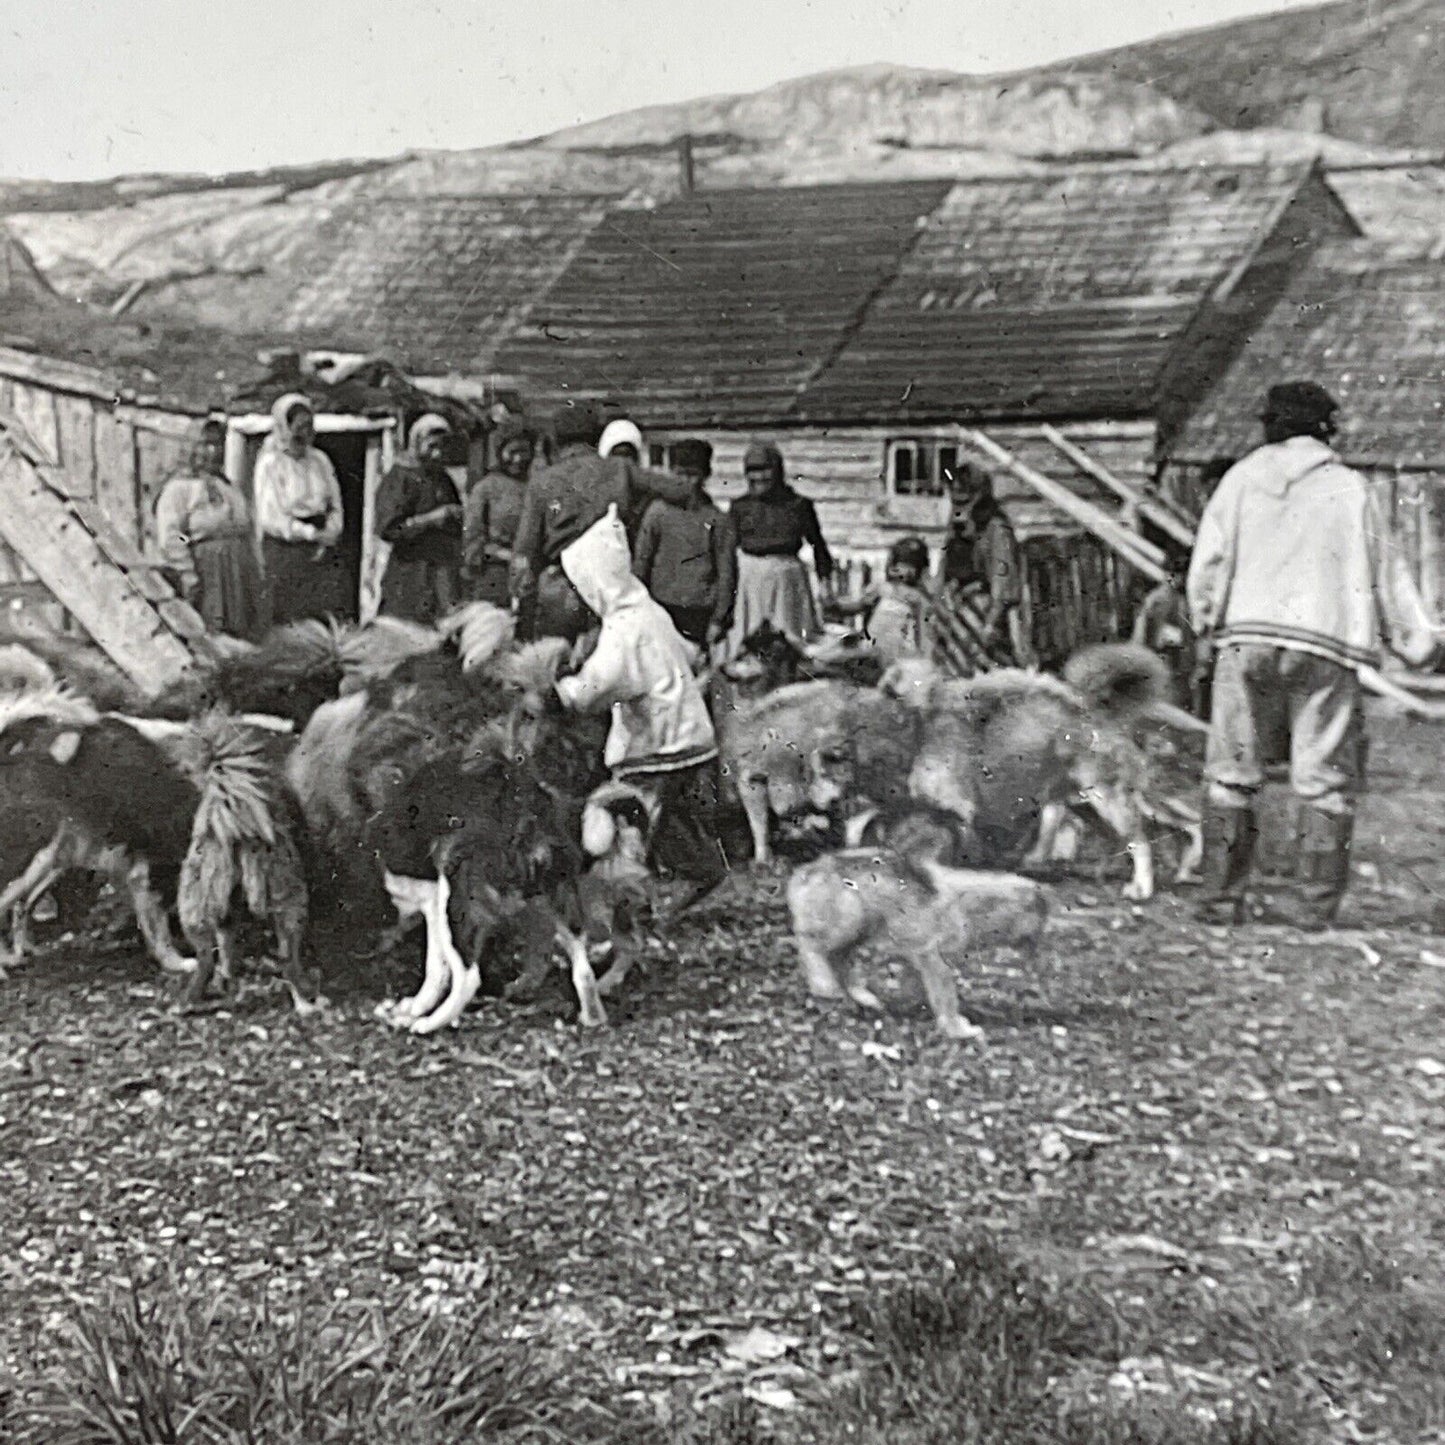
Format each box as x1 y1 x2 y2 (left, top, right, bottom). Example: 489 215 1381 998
2 0 1445 1439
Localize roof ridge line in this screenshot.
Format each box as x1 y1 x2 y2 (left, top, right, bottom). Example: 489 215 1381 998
783 184 953 419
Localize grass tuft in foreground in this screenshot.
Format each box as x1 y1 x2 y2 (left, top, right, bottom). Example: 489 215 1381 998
11 1266 648 1445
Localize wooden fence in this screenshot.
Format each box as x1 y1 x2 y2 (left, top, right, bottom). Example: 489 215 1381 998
833 528 1126 671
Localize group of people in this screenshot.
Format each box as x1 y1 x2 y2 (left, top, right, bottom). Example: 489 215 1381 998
155 393 347 638
154 378 1439 938
400 407 848 665
155 395 1038 677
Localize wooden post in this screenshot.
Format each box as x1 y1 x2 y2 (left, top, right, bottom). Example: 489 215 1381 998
1037 424 1196 549
678 134 696 194
0 434 196 692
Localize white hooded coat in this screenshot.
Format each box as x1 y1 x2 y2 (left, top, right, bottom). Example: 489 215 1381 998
1188 436 1438 670
555 507 718 774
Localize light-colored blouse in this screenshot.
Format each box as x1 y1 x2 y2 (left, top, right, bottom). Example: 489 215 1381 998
253 447 343 545
154 472 256 581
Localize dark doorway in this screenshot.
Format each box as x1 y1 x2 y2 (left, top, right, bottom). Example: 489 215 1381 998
312 432 368 623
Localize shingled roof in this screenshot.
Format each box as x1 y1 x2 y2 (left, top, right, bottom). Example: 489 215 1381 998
490 181 955 427
1171 240 1445 469
281 194 612 376
798 163 1330 425
488 164 1341 428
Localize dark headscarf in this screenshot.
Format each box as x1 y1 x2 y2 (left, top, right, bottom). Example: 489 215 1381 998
188 418 227 475
950 462 1003 530
743 440 785 487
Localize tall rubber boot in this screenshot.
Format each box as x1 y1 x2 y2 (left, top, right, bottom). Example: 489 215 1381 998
1193 805 1257 925
1274 806 1354 932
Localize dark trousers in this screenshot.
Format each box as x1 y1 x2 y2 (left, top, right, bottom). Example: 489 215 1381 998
618 760 729 889
660 603 713 648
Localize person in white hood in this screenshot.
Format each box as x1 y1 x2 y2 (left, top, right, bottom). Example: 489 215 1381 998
597 418 644 462
554 506 727 898
1188 381 1441 929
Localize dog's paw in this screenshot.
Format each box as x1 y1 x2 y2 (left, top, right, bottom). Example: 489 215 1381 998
939 1017 986 1043
158 954 199 975
847 984 885 1012
287 983 329 1017
1122 880 1154 902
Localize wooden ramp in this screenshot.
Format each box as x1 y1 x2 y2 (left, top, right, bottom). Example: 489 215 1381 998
0 414 203 694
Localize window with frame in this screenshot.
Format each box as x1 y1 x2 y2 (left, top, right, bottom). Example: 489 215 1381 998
886 439 960 498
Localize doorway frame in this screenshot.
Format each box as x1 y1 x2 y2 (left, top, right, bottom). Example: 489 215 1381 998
224 413 398 622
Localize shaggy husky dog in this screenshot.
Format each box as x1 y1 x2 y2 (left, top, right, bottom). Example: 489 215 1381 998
882 643 1204 901
173 711 314 1011
0 686 201 978
715 678 921 864
786 850 1047 1040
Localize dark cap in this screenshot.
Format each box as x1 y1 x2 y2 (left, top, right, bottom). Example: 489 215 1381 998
1260 381 1340 430
551 400 606 450
887 535 930 573
671 438 713 472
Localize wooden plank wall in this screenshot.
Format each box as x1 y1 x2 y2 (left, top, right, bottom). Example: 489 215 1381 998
0 372 198 629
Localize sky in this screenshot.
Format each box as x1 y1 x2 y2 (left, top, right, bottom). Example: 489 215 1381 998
0 0 1329 182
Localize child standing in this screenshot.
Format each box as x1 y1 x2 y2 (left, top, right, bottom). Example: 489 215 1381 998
1132 559 1198 712
837 536 936 667
632 438 738 651
553 505 728 903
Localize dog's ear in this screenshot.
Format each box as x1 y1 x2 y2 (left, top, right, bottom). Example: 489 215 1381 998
48 729 82 765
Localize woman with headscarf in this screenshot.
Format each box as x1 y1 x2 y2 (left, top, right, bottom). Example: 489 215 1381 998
941 463 1037 669
723 440 833 658
253 393 345 624
463 415 534 605
374 413 463 623
153 417 266 640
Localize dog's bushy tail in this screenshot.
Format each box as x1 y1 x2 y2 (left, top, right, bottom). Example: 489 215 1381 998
440 602 516 675
178 711 305 935
338 616 443 690
1063 642 1168 719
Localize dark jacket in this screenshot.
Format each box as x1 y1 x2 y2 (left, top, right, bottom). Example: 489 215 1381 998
942 505 1021 606
510 446 696 595
729 486 833 579
633 493 738 630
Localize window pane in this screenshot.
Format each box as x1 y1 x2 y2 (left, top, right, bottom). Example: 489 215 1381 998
895 446 914 491
649 445 667 467
938 446 958 490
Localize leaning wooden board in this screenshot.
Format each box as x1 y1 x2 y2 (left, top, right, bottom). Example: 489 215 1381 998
0 427 200 695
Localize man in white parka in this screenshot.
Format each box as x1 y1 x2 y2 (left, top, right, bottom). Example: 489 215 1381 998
1188 381 1442 930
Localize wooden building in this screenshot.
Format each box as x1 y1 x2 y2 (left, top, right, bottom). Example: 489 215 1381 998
0 235 486 677
1162 239 1445 615
481 163 1356 662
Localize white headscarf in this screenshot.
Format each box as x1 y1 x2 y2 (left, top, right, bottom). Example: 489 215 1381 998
598 419 644 459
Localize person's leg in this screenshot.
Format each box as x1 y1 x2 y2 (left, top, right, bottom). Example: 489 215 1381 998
646 765 730 909
1196 644 1278 923
1275 653 1364 930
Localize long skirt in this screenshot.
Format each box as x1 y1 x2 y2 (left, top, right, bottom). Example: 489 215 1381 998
380 556 460 625
190 536 266 641
723 553 820 660
264 537 350 626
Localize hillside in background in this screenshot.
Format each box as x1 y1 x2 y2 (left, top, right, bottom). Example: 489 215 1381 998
1052 0 1445 150
3 0 1443 344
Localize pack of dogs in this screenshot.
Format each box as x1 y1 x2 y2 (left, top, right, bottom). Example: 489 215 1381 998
0 608 1206 1043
